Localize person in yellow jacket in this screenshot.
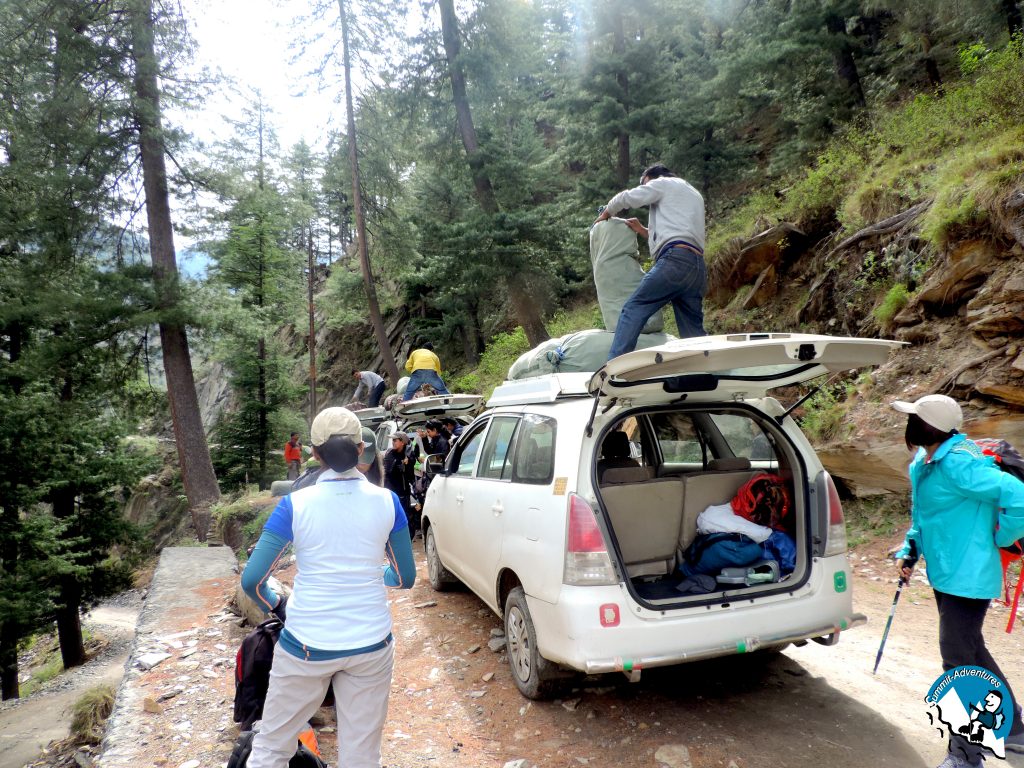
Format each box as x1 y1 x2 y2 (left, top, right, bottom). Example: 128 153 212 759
401 341 450 401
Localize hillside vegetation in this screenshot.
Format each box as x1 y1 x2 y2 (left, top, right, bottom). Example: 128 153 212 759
447 38 1024 401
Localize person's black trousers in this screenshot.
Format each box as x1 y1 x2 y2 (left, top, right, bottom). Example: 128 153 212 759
935 590 1024 763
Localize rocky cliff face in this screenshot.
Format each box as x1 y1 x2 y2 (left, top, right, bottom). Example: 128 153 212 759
708 189 1024 495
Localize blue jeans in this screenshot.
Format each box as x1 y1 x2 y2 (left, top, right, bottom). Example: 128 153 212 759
607 246 707 360
401 369 451 401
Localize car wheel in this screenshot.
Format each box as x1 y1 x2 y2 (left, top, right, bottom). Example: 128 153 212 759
425 525 459 591
504 586 571 700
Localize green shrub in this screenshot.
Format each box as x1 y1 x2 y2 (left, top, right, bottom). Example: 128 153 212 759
70 685 115 744
799 385 848 443
844 494 911 549
873 284 911 331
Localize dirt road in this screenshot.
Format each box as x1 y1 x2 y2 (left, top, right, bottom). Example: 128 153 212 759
0 596 141 768
378 538 1024 768
8 544 1024 768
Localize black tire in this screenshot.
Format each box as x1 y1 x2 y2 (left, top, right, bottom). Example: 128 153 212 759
425 525 459 591
504 586 571 700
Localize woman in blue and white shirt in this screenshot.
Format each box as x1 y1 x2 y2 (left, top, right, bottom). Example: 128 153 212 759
241 406 416 768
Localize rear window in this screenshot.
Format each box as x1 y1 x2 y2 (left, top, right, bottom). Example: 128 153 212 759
709 413 778 463
512 414 556 484
649 413 703 463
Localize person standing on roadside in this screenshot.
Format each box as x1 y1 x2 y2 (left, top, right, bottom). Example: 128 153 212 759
383 432 418 538
284 432 303 480
241 407 416 768
594 163 707 359
891 394 1024 768
351 369 386 408
402 341 450 401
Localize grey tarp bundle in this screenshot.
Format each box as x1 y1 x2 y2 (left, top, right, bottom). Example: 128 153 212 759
590 218 664 334
507 329 673 380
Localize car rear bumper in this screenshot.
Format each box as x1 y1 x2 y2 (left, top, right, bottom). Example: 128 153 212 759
528 557 863 674
577 612 866 674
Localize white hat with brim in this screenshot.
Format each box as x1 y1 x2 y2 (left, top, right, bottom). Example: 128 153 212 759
310 407 361 446
891 394 963 433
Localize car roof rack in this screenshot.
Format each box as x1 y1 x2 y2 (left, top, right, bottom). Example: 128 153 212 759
487 373 593 407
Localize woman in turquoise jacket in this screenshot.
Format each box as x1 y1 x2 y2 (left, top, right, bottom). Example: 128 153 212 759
893 395 1024 768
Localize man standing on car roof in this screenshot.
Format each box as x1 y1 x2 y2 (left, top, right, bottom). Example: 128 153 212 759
594 163 707 359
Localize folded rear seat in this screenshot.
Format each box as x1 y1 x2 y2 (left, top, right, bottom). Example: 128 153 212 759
600 470 683 579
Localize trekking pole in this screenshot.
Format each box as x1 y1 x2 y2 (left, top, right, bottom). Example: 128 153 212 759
872 575 906 674
873 540 917 675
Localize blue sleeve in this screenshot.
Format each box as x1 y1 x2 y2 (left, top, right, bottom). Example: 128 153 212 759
240 530 290 614
382 492 415 588
383 527 416 588
264 495 295 541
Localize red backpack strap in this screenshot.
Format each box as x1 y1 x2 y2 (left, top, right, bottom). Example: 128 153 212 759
1002 548 1023 634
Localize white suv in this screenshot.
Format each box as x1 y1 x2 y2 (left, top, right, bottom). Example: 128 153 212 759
421 333 901 699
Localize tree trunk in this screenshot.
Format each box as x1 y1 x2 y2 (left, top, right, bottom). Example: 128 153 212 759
1003 0 1023 37
0 504 20 700
824 13 866 107
307 228 318 414
55 588 84 669
437 0 549 346
336 0 401 385
611 5 630 188
51 486 86 669
0 623 18 700
131 0 220 539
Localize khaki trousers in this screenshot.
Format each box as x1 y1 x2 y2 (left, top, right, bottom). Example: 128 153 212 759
247 640 394 768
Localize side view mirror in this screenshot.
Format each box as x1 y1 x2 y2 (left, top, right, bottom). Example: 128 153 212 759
424 453 446 477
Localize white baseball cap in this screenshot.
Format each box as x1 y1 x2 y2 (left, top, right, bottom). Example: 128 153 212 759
891 394 963 432
310 407 361 446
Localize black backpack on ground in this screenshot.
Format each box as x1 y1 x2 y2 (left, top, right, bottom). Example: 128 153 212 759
234 617 283 731
226 729 326 768
233 614 336 732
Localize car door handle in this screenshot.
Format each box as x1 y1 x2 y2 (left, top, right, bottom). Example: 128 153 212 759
491 501 503 515
456 493 464 504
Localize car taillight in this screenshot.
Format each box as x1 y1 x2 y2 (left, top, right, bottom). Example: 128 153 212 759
823 471 848 557
568 493 606 552
564 494 618 586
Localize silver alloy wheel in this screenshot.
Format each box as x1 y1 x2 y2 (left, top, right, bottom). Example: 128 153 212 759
426 529 441 584
506 603 532 682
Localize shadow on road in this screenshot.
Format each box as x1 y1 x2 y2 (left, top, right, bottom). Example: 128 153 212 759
577 650 928 768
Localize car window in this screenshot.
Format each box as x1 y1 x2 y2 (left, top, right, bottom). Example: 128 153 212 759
478 416 520 480
649 412 703 464
512 414 556 484
710 413 777 462
452 420 487 477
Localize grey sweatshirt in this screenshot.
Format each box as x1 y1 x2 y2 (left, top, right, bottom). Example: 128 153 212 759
604 176 705 258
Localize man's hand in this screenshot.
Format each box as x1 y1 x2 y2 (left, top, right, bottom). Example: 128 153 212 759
271 594 288 622
624 217 648 237
594 208 611 225
895 558 914 581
